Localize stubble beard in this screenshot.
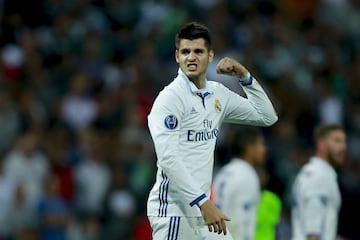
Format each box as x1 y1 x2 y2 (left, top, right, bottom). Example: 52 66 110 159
327 151 343 168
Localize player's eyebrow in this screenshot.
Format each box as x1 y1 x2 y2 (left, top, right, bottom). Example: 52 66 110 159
194 48 205 53
180 48 205 54
180 48 190 53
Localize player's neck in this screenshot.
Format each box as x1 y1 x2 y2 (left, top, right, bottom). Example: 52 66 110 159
315 152 330 164
239 155 256 166
189 76 206 89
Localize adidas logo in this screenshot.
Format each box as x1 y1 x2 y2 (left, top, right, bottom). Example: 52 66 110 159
190 107 198 114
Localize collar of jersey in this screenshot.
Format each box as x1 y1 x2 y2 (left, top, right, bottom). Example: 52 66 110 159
177 68 214 95
310 156 337 178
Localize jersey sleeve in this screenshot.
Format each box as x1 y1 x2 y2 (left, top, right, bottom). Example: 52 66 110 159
148 90 208 207
222 76 278 126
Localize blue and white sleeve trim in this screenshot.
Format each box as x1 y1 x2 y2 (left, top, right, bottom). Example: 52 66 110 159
189 193 208 207
238 72 253 86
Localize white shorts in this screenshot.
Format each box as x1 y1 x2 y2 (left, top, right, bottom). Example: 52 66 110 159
148 216 234 240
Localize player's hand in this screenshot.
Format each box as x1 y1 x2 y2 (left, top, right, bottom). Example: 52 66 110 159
216 57 249 78
199 200 230 235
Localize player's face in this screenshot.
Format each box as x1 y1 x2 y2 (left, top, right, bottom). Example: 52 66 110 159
324 130 347 166
175 38 214 83
250 136 266 166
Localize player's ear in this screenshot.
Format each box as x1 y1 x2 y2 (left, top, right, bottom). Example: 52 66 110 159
175 50 179 63
208 50 214 62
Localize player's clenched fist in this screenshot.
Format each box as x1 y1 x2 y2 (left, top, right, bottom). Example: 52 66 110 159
200 200 231 235
216 57 249 78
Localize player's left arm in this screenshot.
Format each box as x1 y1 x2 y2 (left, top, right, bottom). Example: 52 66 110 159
216 57 278 126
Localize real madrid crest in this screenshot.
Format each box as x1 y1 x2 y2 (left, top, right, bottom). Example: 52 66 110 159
215 99 222 113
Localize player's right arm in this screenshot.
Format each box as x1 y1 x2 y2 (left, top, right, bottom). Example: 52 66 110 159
148 89 229 234
148 90 205 205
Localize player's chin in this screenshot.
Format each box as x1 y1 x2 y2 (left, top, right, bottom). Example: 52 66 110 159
338 151 346 159
185 71 199 78
334 155 345 166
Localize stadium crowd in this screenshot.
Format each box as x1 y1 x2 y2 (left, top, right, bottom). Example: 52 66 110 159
0 0 359 239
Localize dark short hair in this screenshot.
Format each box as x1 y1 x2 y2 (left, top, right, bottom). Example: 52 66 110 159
175 22 212 50
231 127 263 157
314 124 344 141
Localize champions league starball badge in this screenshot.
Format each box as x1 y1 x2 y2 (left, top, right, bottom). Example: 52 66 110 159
215 99 222 113
164 115 178 129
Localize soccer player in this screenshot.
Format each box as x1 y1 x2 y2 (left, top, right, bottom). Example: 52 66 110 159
147 22 278 240
291 124 346 240
213 127 265 240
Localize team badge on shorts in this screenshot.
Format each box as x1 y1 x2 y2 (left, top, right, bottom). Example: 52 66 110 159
215 99 222 113
164 115 178 129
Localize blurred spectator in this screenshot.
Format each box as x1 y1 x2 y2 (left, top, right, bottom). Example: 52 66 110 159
16 228 41 240
61 72 98 132
0 184 38 238
0 157 16 237
1 44 24 81
17 90 47 132
315 75 344 124
0 91 20 153
38 174 69 240
75 31 107 80
67 216 101 240
44 125 75 203
75 129 110 216
3 130 49 208
102 166 136 240
81 216 101 240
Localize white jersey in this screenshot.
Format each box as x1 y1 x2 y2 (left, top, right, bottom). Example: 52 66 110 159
147 68 277 217
213 159 260 240
291 157 341 240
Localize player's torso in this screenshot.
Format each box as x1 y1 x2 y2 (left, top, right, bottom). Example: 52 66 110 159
148 81 229 217
214 161 260 214
179 91 224 147
292 161 341 240
174 82 227 169
214 161 260 240
297 162 341 208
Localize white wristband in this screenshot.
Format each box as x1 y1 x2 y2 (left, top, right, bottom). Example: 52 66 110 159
238 72 252 86
197 196 209 208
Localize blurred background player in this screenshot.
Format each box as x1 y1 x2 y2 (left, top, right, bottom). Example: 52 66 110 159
291 124 346 240
213 127 266 240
